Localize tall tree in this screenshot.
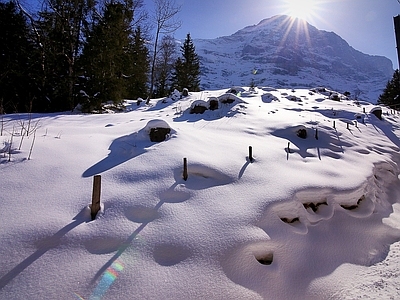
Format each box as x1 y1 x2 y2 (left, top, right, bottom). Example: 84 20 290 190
172 33 201 92
0 1 39 113
37 0 95 111
154 35 177 97
147 0 181 103
79 0 137 110
378 69 400 108
126 26 150 100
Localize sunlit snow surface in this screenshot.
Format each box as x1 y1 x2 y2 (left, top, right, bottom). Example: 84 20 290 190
1 87 400 299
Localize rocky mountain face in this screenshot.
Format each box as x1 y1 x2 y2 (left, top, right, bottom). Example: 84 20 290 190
193 15 393 102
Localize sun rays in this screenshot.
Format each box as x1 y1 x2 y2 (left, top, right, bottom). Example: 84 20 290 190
269 0 330 51
282 0 318 20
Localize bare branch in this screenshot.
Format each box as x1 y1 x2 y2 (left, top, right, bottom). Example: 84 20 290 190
148 0 181 102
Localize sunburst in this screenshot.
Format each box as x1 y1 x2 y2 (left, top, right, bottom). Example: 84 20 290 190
282 0 318 20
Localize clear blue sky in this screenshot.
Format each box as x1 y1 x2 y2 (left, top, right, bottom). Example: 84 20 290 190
20 0 400 68
148 0 400 69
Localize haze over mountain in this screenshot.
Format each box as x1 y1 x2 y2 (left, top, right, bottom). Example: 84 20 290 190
193 15 393 102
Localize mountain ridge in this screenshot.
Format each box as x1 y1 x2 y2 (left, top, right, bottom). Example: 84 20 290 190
193 15 393 102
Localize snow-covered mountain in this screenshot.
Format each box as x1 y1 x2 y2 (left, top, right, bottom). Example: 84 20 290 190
194 15 393 102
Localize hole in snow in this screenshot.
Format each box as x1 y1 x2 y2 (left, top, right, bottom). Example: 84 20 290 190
255 252 274 265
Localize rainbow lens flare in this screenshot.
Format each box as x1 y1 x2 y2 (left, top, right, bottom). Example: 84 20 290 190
88 261 124 300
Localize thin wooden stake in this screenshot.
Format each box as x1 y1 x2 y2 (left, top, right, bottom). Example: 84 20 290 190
249 146 253 162
363 107 365 113
315 128 318 140
333 120 336 129
287 142 290 153
91 175 101 220
347 123 349 130
183 158 188 181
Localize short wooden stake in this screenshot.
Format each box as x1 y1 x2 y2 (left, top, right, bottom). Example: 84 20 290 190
315 128 318 140
91 175 101 220
333 120 336 129
287 142 290 153
183 158 188 181
355 120 358 128
347 123 349 130
249 146 253 162
363 107 365 113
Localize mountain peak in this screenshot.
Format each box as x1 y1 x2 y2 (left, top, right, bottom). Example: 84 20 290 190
194 16 393 102
236 15 316 35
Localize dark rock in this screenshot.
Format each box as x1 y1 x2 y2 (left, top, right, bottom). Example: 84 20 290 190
209 99 219 110
297 128 307 139
149 127 171 142
190 105 208 114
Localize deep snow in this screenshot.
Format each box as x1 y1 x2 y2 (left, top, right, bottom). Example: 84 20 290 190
1 87 400 299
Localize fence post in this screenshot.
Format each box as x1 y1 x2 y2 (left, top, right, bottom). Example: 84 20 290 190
91 175 101 220
249 146 253 162
315 128 318 140
333 120 336 129
183 158 188 181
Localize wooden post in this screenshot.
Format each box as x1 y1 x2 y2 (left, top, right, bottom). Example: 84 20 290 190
346 123 349 130
333 120 336 129
287 142 290 153
183 158 188 181
249 146 253 162
363 107 365 113
91 175 101 220
315 128 318 140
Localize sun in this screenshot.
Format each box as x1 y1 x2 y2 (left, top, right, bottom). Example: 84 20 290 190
283 0 318 20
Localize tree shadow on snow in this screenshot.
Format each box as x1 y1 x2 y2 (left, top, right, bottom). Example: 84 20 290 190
82 127 171 177
0 207 91 290
369 116 400 150
271 125 350 160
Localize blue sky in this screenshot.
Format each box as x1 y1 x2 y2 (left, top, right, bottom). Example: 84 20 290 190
19 0 400 68
151 0 400 69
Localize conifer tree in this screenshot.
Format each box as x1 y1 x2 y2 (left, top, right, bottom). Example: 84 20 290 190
378 70 400 108
172 33 201 92
37 0 95 112
0 1 39 113
79 1 135 110
126 27 150 100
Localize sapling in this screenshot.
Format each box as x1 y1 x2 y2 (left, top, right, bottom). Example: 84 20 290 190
27 129 37 160
8 125 15 162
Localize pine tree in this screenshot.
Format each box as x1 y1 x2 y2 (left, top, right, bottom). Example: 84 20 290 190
79 1 135 110
0 1 39 113
378 70 400 108
37 0 95 112
126 27 150 100
172 33 201 92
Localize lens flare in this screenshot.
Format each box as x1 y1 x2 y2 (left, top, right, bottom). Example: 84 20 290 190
88 261 124 300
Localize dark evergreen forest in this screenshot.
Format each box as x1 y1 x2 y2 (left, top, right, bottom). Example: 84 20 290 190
0 0 201 113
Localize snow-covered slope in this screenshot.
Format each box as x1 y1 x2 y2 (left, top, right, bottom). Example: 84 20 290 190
195 15 393 102
1 87 400 299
